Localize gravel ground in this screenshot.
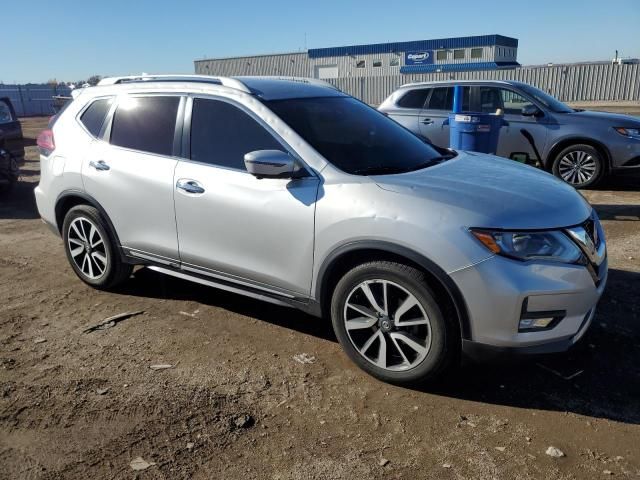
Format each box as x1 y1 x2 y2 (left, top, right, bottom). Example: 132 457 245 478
1 116 639 479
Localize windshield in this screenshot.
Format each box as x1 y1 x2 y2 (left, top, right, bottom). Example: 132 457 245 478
518 84 574 113
264 96 450 175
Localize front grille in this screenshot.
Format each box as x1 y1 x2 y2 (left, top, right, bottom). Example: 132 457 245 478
583 218 598 247
566 214 606 286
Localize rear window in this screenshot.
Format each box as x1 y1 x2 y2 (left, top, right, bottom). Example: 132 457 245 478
396 89 430 109
110 96 180 156
0 100 13 124
80 98 113 137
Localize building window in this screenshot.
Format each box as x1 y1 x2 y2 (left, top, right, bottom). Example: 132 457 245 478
373 59 382 68
390 56 400 67
471 48 483 59
436 50 448 61
453 49 465 60
356 60 366 68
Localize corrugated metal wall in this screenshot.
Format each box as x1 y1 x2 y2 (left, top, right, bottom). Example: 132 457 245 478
327 64 640 105
196 52 310 77
0 84 71 116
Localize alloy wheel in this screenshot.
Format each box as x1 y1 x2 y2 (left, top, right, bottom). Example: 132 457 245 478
67 217 108 279
558 150 597 185
343 279 432 371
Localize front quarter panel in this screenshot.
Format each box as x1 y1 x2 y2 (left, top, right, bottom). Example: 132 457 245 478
311 173 493 298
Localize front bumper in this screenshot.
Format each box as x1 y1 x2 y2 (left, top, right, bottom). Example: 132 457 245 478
451 252 607 355
462 306 596 362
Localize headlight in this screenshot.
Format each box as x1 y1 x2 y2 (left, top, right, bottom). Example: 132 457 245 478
470 229 582 263
614 127 640 139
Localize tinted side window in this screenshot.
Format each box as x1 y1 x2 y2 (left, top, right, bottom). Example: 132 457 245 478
80 98 113 137
477 87 504 113
190 98 282 170
427 88 453 110
426 87 470 111
397 89 430 109
110 96 180 156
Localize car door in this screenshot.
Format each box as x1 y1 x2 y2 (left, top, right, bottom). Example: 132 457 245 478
419 86 470 147
173 96 319 296
476 86 549 164
82 94 182 263
386 88 430 136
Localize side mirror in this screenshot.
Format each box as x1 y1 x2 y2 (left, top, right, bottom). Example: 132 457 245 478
244 150 296 179
521 104 542 117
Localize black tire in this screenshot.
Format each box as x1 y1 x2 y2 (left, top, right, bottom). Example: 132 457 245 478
62 205 132 289
330 261 456 385
551 144 604 189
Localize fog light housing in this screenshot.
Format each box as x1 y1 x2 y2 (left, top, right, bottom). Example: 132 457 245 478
519 298 565 332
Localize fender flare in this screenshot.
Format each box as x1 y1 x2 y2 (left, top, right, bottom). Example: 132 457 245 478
55 189 127 261
315 240 472 340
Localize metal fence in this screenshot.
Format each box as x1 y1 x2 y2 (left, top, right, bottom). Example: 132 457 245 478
329 63 640 106
0 84 72 116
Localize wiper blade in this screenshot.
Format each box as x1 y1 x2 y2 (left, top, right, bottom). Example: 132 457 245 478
401 155 454 173
352 155 455 176
351 166 408 175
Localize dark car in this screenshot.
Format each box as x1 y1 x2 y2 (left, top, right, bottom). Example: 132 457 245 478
0 97 25 164
379 80 640 188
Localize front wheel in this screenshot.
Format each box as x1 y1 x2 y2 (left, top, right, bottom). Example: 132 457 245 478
552 144 604 188
330 261 455 384
62 205 132 289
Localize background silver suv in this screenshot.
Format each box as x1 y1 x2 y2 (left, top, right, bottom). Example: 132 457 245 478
379 80 640 188
35 75 607 384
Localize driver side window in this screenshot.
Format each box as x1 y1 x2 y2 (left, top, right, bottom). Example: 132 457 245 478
499 89 534 115
190 98 282 171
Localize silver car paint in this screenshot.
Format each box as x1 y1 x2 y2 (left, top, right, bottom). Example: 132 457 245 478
35 77 607 352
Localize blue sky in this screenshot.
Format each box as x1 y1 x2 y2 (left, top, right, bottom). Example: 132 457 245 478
3 0 639 83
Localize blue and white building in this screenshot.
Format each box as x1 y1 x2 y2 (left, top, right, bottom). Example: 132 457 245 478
195 34 520 79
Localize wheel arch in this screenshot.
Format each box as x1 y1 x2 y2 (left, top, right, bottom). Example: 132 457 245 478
545 137 611 172
54 190 127 261
315 241 472 340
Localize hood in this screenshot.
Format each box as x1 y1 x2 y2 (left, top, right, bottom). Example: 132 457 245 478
374 152 592 230
567 109 640 125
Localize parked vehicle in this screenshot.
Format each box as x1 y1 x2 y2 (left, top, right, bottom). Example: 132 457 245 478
0 97 25 165
35 75 607 384
0 135 19 193
379 80 640 188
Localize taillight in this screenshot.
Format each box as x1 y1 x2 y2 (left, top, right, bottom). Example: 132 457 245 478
37 129 55 155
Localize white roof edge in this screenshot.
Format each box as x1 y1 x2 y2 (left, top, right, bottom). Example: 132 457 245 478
236 76 339 91
97 74 252 93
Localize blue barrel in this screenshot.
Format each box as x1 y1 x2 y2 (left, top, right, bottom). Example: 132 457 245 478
447 113 506 154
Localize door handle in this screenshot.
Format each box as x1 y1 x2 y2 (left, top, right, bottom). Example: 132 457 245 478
421 118 434 125
89 160 110 171
176 179 205 194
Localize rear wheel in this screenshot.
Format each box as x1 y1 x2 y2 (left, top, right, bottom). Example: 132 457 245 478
62 205 132 289
552 144 604 188
330 261 455 384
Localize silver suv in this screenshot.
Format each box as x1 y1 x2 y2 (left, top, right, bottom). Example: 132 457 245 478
35 75 607 384
379 80 640 188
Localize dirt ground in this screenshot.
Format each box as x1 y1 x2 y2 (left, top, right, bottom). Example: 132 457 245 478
1 116 639 480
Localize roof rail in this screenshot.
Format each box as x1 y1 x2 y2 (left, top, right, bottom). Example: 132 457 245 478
241 76 339 90
97 74 252 93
